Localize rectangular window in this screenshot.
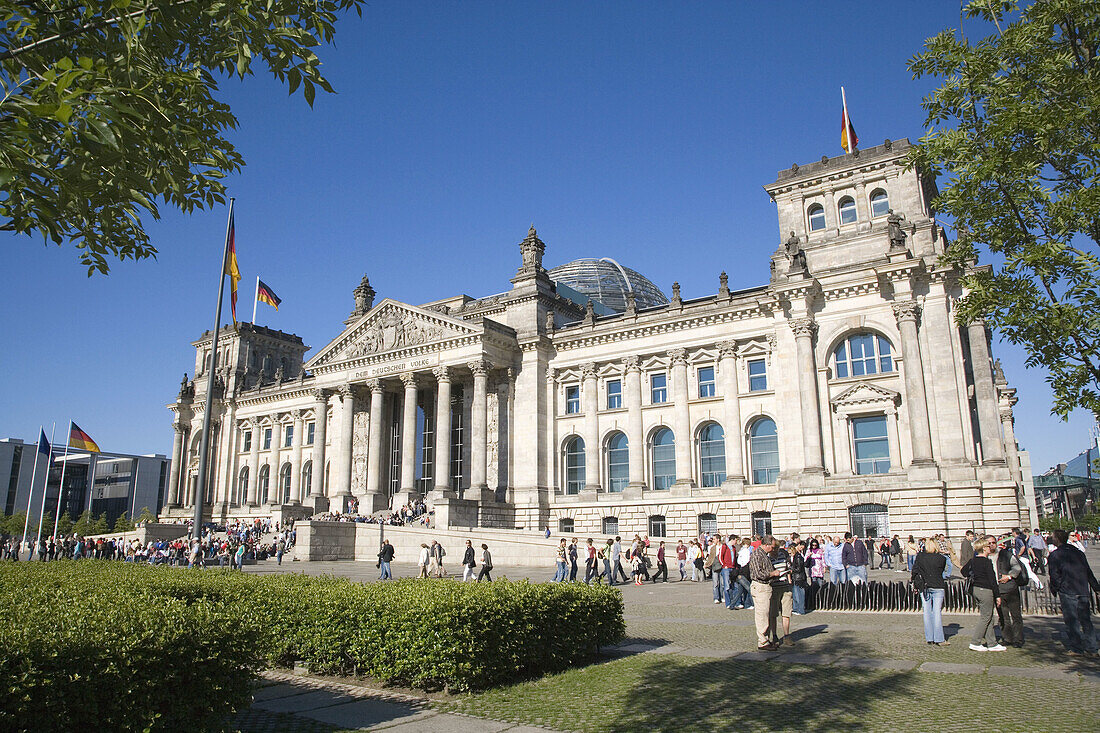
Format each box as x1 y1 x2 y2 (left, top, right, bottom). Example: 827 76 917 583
651 373 667 404
451 400 465 487
698 367 716 398
748 359 768 391
263 428 272 450
853 415 891 475
242 430 252 452
565 385 580 414
284 425 294 448
606 379 622 409
306 422 315 445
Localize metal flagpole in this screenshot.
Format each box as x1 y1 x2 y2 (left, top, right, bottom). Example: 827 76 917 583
252 275 260 324
20 426 44 558
841 86 850 152
34 421 55 555
193 198 235 539
130 457 140 522
52 420 73 538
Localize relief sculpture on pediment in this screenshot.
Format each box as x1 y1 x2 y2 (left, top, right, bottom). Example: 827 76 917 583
347 309 446 357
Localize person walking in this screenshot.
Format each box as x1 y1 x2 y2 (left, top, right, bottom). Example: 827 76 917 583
790 539 809 615
651 541 668 583
1047 529 1100 657
688 540 702 582
462 539 477 581
377 539 395 580
611 536 629 584
676 539 688 581
417 543 430 578
961 537 1006 652
905 535 920 574
584 538 599 584
476 544 493 582
568 537 579 582
601 539 614 584
553 538 568 582
994 538 1025 647
912 538 948 645
705 536 723 604
824 536 845 584
1028 529 1047 575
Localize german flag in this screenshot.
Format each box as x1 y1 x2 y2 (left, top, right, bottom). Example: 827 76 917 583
841 86 859 154
69 422 100 452
224 204 241 323
257 279 281 311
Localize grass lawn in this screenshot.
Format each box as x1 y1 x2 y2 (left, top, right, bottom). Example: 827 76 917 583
436 653 1100 733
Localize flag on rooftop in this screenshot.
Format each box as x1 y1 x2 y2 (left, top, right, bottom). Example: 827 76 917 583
257 279 282 311
841 86 858 154
37 428 50 456
68 422 100 453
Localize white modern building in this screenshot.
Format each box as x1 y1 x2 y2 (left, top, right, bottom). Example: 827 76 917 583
165 139 1028 539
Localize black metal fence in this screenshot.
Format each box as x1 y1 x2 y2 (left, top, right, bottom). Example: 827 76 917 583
805 580 1099 616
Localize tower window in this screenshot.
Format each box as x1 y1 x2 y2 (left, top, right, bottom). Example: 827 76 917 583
808 204 826 231
838 196 857 225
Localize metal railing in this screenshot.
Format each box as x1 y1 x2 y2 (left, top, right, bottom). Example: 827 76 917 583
805 580 1098 616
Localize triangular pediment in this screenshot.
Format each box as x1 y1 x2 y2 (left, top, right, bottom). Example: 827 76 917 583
831 380 900 408
307 299 480 369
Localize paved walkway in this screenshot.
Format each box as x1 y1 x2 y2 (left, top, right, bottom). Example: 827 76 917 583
237 548 1100 732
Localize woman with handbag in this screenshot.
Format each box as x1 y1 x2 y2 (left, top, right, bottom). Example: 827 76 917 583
476 544 493 582
994 539 1026 647
462 539 477 582
912 538 948 645
960 537 1005 652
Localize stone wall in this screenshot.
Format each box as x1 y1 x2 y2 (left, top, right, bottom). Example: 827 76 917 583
296 520 357 561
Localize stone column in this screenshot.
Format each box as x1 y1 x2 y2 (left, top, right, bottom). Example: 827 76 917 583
581 362 601 491
790 318 824 472
886 406 902 471
289 409 304 504
247 419 261 505
216 401 237 510
365 379 385 502
669 348 694 487
623 356 645 490
331 385 355 500
310 390 328 499
893 301 934 465
968 320 1006 464
717 341 744 481
1001 408 1022 483
168 422 185 507
469 360 490 492
267 421 281 506
399 373 419 494
432 367 454 497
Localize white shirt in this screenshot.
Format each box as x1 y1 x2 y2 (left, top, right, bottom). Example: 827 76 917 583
418 547 429 565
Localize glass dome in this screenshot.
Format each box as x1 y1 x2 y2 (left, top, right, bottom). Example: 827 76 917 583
547 257 668 312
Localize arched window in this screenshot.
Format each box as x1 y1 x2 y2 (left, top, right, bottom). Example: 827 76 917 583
559 517 575 534
564 437 585 495
603 516 619 535
849 503 890 538
649 515 667 537
698 512 718 535
807 204 826 231
236 467 249 506
279 463 292 504
749 418 779 485
838 196 857 225
834 333 893 378
301 461 313 496
258 465 270 504
698 423 726 487
870 189 889 218
751 511 773 537
651 428 675 490
606 432 629 493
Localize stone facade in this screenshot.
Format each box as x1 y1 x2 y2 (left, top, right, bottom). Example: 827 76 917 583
166 139 1028 540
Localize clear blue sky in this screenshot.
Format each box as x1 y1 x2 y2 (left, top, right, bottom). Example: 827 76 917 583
1 1 1093 472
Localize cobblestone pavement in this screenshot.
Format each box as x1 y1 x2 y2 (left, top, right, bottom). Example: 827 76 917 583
236 548 1100 732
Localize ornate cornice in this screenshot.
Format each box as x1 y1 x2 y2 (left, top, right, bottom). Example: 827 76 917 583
468 359 490 377
717 340 737 358
433 365 452 383
622 355 641 373
399 372 420 389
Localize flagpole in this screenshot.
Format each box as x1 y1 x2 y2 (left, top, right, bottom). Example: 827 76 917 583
20 426 44 558
35 421 54 553
841 86 852 153
193 198 235 539
252 276 260 324
52 420 73 538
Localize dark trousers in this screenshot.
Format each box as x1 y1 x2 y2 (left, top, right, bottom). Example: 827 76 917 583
1031 549 1046 574
1059 593 1098 653
997 589 1024 645
584 559 599 584
476 566 492 582
612 558 630 582
651 559 668 582
569 559 578 582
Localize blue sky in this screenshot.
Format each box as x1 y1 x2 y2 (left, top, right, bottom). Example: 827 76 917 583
1 1 1093 471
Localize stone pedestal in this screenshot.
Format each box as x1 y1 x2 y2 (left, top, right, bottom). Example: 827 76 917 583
432 496 480 528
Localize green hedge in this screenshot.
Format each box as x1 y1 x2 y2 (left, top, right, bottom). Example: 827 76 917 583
0 562 624 730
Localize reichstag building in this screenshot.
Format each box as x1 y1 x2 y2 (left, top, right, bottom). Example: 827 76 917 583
165 139 1028 539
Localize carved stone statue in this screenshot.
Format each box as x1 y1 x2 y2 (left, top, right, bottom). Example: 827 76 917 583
887 210 908 251
719 271 730 298
545 310 556 332
517 225 546 274
274 366 284 384
583 300 596 325
348 307 445 357
351 275 376 319
624 291 637 316
671 282 682 307
785 231 808 276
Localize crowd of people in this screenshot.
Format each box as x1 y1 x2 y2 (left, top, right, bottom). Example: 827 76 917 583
542 527 1097 656
312 500 433 527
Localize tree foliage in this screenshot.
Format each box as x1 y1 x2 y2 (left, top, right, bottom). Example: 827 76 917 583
909 0 1100 418
72 508 93 536
136 505 155 524
0 0 364 274
112 510 134 532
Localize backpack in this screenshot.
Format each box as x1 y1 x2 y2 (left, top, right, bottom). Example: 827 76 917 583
911 558 927 592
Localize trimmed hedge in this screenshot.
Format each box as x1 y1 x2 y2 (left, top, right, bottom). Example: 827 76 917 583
0 563 624 731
